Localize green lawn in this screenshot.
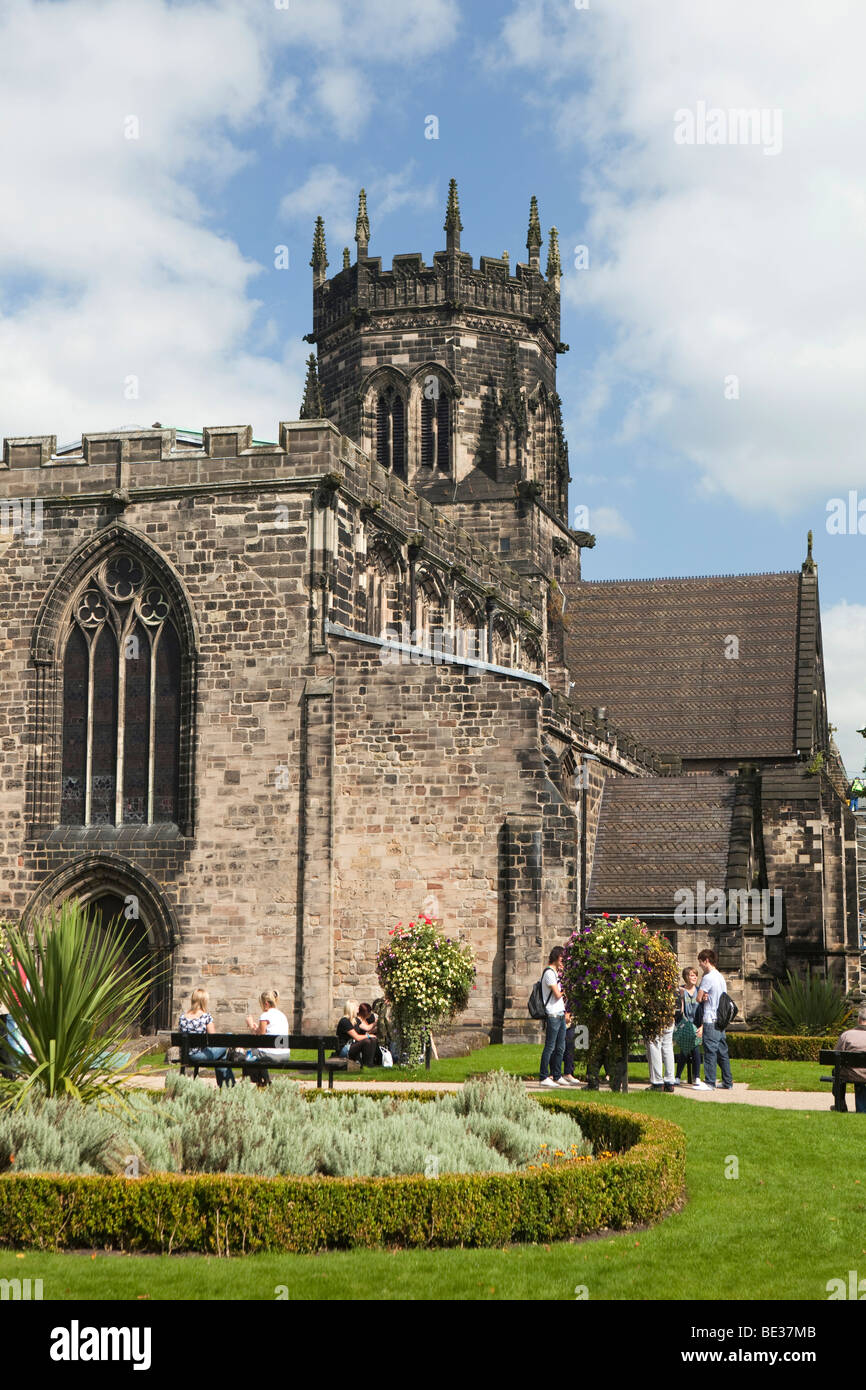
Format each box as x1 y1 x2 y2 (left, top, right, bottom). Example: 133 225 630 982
2 1091 863 1300
136 1044 833 1093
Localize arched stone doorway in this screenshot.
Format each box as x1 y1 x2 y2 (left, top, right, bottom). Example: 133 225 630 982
23 857 178 1033
82 892 162 1033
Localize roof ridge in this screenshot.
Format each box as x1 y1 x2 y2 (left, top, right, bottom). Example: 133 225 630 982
579 572 800 585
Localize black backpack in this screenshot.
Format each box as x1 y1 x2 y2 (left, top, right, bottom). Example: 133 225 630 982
715 993 739 1031
528 976 551 1021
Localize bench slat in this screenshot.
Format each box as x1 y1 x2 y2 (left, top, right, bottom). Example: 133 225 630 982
169 1034 338 1049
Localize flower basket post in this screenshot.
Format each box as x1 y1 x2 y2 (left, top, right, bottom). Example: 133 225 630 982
561 915 677 1094
376 915 476 1067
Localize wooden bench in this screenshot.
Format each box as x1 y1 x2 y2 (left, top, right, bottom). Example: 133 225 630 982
819 1048 866 1112
169 1033 345 1089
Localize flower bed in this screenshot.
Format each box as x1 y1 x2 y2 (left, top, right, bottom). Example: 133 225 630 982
0 1098 685 1253
0 1073 591 1179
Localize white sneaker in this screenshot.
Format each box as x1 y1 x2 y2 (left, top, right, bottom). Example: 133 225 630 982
539 1077 557 1087
562 1076 582 1087
692 1080 711 1090
554 1078 570 1087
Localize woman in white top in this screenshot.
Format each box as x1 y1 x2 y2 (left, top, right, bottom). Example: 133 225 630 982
244 988 291 1086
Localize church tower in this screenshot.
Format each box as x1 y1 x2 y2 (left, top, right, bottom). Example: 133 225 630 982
304 184 590 585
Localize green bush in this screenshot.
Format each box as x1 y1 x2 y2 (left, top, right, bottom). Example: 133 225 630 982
0 1100 685 1253
759 972 855 1036
725 1033 839 1061
0 1073 590 1178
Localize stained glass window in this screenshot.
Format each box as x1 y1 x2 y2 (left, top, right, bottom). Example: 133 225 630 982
60 625 88 824
59 553 182 826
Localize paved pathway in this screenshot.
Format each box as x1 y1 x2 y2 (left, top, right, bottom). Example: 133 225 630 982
130 1071 840 1110
524 1079 838 1112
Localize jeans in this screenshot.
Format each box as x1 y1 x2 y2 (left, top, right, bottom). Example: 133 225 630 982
834 1081 866 1113
338 1043 351 1058
646 1026 675 1085
540 1013 567 1081
187 1046 235 1087
349 1036 381 1066
563 1025 576 1076
676 1045 702 1081
702 1023 733 1088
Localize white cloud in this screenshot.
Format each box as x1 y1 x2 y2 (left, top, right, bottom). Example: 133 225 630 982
279 164 437 250
312 67 370 142
821 600 866 778
0 0 460 446
266 0 461 61
586 506 633 541
497 0 866 515
280 165 359 244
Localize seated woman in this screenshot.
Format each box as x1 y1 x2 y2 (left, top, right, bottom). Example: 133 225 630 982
178 988 235 1088
351 1003 382 1068
243 988 291 1086
335 999 363 1057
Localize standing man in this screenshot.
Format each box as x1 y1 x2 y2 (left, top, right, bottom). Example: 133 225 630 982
539 946 568 1088
696 949 733 1091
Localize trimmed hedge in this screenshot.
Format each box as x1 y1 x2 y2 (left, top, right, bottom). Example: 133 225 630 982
0 1099 685 1253
725 1033 838 1061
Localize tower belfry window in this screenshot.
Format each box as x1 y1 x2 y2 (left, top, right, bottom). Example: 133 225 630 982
421 387 451 472
376 386 406 478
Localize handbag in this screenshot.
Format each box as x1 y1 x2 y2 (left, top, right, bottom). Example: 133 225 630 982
380 1047 394 1068
672 1018 698 1056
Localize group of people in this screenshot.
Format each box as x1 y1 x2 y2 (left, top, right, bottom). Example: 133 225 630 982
335 1000 386 1067
177 990 392 1084
537 946 735 1091
178 987 290 1087
647 951 733 1091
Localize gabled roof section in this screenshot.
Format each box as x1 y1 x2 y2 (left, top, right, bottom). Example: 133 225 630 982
565 572 805 760
587 775 738 913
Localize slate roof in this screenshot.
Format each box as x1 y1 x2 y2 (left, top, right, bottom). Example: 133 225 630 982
586 775 738 914
565 573 803 760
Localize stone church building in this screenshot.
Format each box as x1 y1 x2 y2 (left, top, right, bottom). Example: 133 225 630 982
0 183 859 1038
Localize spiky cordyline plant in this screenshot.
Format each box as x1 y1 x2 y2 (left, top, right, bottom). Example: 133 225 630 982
0 899 156 1108
762 970 855 1037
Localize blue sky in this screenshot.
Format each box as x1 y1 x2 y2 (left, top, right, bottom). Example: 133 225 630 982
1 0 863 770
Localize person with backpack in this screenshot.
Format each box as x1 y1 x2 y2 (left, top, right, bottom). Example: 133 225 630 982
538 946 568 1088
696 949 734 1090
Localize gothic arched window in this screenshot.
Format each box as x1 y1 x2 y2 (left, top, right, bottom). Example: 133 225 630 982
414 572 445 647
60 553 181 826
490 616 516 669
420 381 451 472
455 595 484 661
365 540 403 639
376 386 406 478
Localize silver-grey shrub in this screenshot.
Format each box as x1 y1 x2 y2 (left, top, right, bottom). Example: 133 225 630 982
0 1071 590 1177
